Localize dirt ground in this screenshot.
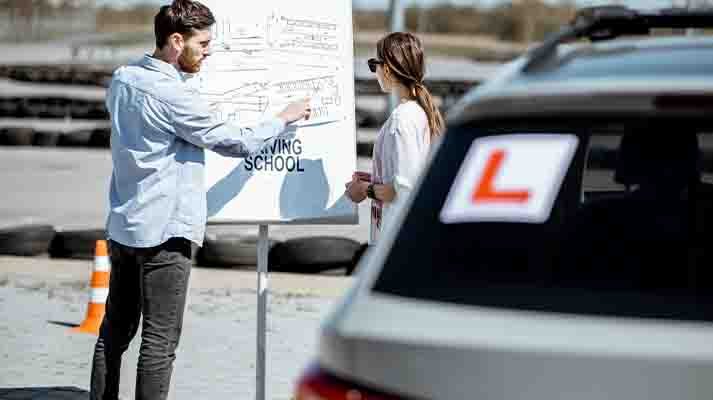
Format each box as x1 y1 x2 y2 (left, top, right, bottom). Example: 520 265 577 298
0 255 353 399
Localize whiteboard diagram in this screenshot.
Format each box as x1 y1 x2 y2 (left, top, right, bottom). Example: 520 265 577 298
189 11 345 126
194 0 357 224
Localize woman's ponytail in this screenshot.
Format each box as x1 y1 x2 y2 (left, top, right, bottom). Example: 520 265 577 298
413 82 444 140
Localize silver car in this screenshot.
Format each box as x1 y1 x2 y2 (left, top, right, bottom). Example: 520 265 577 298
294 6 713 400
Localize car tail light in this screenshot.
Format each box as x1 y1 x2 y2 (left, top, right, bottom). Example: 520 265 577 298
295 362 407 400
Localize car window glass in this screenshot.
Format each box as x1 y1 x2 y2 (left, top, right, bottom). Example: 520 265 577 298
373 123 713 322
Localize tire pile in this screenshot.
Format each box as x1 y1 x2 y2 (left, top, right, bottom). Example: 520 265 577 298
0 225 367 275
0 64 113 87
0 127 110 148
0 64 387 142
0 97 108 120
0 63 379 155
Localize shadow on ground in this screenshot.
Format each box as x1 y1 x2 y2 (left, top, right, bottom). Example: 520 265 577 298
0 387 88 399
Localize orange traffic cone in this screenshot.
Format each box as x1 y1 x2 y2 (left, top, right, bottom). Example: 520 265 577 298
71 240 110 335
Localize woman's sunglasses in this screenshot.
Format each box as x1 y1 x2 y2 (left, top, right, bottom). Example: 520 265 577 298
367 58 384 73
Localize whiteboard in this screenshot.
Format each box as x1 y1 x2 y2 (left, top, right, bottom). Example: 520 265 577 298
188 0 358 224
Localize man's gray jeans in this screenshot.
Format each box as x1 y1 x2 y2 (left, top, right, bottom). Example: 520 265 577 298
90 237 192 400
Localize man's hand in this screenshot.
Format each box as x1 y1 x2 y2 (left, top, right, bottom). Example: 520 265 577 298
277 98 311 124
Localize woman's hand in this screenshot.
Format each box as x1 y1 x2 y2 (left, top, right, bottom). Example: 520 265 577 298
345 176 368 203
374 184 396 203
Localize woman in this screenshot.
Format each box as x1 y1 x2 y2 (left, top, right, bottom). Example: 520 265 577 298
346 31 444 248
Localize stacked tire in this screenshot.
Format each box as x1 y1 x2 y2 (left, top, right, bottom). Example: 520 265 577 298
270 236 362 274
0 128 34 146
49 229 106 260
0 225 56 256
197 233 280 268
0 225 365 276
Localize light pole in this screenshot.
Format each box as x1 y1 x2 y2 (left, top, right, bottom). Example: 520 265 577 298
387 0 405 113
685 0 703 35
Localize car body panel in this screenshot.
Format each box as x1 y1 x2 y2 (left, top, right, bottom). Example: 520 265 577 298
448 36 713 123
310 31 713 400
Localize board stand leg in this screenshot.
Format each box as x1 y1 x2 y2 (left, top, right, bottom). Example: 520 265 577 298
256 224 269 400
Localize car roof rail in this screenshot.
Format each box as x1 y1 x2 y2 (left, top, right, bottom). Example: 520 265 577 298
523 5 713 72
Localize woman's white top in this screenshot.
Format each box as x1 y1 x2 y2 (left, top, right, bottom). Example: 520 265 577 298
370 100 431 244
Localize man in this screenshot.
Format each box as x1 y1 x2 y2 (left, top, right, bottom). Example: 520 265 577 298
90 1 310 399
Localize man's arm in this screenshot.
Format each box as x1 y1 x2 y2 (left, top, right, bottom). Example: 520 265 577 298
168 87 309 157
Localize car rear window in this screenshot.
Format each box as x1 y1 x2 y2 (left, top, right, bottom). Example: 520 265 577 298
372 119 713 322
